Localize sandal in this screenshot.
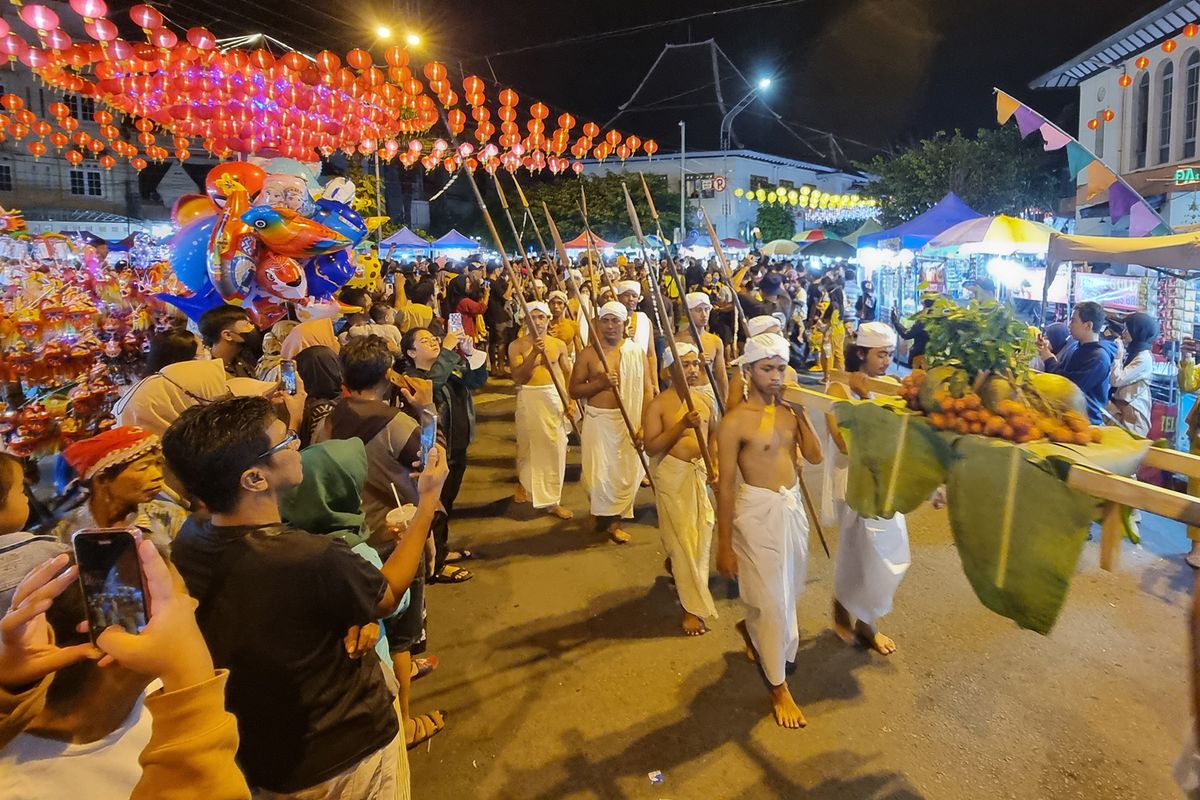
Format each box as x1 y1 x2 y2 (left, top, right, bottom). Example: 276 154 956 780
406 710 447 750
444 550 475 564
411 655 439 682
432 564 474 583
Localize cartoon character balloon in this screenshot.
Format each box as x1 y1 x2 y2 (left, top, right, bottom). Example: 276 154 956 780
255 252 307 301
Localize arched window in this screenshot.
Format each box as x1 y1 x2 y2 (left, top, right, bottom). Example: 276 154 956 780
1185 52 1199 158
1160 62 1175 164
1135 72 1150 169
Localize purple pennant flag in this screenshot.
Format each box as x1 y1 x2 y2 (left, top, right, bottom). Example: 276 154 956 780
1129 201 1159 237
1014 105 1044 138
1108 182 1138 223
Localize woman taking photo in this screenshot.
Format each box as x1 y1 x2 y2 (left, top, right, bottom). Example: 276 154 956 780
1108 312 1158 437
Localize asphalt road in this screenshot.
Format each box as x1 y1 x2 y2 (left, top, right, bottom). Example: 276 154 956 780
408 381 1193 799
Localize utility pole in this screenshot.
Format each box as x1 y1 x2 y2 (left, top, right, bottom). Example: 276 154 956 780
678 120 686 244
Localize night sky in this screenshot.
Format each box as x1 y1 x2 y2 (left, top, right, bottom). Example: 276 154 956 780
164 0 1168 164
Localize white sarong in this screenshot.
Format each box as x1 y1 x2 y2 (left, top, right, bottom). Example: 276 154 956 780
832 503 910 625
581 339 646 518
732 481 809 686
516 383 569 509
693 383 721 422
653 454 717 619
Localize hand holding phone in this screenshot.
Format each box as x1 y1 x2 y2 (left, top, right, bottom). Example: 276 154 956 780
418 411 438 468
447 313 464 336
72 528 149 644
280 359 297 395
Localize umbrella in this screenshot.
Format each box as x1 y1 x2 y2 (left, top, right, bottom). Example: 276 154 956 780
791 229 840 242
924 214 1057 256
800 239 856 259
760 239 801 256
721 237 750 249
615 234 666 249
843 219 883 247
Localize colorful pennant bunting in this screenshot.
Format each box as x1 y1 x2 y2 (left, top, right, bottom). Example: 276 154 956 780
1085 160 1118 200
1014 106 1044 138
1038 123 1072 152
1065 141 1095 178
1129 202 1159 237
1107 182 1138 223
996 91 1021 125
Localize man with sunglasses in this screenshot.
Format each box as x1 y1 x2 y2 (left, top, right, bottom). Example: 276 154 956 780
165 396 447 797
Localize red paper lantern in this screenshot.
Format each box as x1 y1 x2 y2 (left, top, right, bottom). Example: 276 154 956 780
99 154 116 169
1186 23 1199 38
1087 118 1099 130
50 131 68 148
131 156 147 170
582 121 599 139
65 148 83 164
1164 39 1178 53
1102 108 1115 122
27 141 46 158
1136 55 1150 70
498 88 519 107
69 0 108 19
1119 74 1133 88
423 61 447 82
129 4 163 29
20 4 61 32
346 48 371 71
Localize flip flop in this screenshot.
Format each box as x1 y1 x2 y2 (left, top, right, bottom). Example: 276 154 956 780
444 550 475 564
411 655 439 681
432 564 474 583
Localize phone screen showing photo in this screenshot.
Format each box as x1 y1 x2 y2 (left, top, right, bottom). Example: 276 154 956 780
280 359 297 395
72 529 148 643
419 412 438 467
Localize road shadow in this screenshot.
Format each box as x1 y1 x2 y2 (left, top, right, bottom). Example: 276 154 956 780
490 651 904 800
1138 558 1195 605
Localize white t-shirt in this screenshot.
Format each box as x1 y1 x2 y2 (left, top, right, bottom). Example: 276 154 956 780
0 684 158 800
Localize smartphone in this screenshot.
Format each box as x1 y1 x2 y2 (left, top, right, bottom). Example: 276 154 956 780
447 313 464 335
280 359 297 395
71 528 148 644
418 410 438 468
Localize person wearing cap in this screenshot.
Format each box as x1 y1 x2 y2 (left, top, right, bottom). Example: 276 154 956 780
824 321 910 656
616 280 660 398
726 315 800 411
53 427 186 552
569 301 654 544
643 342 718 636
715 332 822 729
510 302 575 520
547 289 580 360
671 292 729 413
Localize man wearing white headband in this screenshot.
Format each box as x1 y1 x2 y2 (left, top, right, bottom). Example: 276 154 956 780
715 332 823 729
643 341 718 635
569 300 654 544
509 301 575 520
617 279 659 396
727 318 799 411
823 320 909 656
665 292 728 416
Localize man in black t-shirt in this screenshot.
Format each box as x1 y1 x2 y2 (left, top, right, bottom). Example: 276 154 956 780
165 396 447 795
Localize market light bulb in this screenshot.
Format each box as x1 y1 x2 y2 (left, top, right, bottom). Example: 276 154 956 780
405 32 421 46
375 25 392 39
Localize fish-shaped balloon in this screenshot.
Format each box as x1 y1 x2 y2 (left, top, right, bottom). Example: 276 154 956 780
255 251 307 301
240 206 352 258
309 199 369 247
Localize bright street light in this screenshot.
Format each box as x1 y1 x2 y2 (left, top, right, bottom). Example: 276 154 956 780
405 32 421 46
375 25 392 38
757 77 771 90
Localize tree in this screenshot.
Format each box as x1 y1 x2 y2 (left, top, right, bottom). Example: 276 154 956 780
755 203 796 243
346 156 385 218
514 172 680 242
857 126 1064 227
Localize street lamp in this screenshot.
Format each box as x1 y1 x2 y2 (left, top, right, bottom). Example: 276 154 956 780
375 25 392 39
757 77 771 91
719 77 772 151
406 32 421 46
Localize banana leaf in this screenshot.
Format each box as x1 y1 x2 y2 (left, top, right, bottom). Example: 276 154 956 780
947 436 1100 634
833 400 952 519
1024 425 1151 477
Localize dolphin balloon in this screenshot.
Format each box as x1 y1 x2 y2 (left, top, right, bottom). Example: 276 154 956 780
240 206 351 258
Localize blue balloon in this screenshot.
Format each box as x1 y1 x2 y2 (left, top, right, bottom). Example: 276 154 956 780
304 250 355 299
156 284 224 324
310 199 368 247
170 217 217 293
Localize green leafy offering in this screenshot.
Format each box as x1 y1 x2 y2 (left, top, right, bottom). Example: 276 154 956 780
1025 425 1151 478
921 298 1035 379
834 400 952 519
947 436 1100 635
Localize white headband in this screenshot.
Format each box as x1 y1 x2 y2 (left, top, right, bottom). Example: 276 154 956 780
598 301 628 322
685 292 712 310
526 301 550 317
856 321 897 350
617 280 641 298
747 315 781 337
548 290 568 302
731 332 790 366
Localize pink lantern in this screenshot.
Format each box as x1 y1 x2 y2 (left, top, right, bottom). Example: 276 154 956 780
129 4 163 29
186 26 215 50
572 162 584 175
84 19 117 41
69 0 108 19
19 5 60 32
150 28 176 48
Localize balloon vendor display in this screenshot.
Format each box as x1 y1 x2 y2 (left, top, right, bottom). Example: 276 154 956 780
0 229 183 456
162 161 386 328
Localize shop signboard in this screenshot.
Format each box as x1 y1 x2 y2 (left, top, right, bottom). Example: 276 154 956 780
1073 272 1145 311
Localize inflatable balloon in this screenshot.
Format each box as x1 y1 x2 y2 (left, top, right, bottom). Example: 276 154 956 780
309 198 370 247
303 250 354 298
321 176 356 204
295 297 346 322
344 248 383 292
243 287 289 329
255 251 307 301
257 171 314 215
172 193 219 226
205 162 265 207
207 175 259 301
241 206 352 258
170 216 217 294
156 285 224 324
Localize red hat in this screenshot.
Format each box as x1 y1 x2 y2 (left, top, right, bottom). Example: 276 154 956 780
63 426 160 482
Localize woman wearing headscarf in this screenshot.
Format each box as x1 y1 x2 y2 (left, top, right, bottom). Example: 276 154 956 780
1108 312 1158 437
280 318 340 361
295 345 343 448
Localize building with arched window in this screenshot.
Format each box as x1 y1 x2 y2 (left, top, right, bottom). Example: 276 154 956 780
1031 0 1200 234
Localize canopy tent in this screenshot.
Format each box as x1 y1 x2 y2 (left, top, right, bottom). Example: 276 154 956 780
562 231 615 250
721 237 750 250
430 229 478 250
761 239 801 256
800 239 857 259
925 215 1058 256
614 234 667 250
843 219 883 247
792 229 840 242
1046 229 1200 272
857 192 983 250
381 226 430 249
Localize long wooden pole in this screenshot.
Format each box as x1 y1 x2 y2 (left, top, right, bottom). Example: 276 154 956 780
509 175 559 290
544 200 655 491
623 182 714 480
636 175 725 415
696 201 750 349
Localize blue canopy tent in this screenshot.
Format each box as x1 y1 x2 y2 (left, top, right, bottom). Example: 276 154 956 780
678 229 721 250
430 229 478 252
856 192 983 251
381 226 431 254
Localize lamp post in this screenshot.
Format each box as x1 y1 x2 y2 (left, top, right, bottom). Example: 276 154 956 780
720 78 770 238
678 120 686 245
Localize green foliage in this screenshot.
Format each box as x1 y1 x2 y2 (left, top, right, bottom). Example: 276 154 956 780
921 298 1036 378
857 126 1063 227
515 172 680 240
754 203 796 242
346 157 385 218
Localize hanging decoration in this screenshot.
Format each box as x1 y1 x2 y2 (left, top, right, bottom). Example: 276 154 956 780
733 182 878 223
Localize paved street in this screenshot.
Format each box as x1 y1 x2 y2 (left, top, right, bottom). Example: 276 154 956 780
410 381 1193 799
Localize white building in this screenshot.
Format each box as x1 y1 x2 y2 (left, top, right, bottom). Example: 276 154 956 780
1032 0 1200 234
579 148 866 242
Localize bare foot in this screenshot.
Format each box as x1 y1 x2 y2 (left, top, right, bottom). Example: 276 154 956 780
770 684 807 729
856 621 896 655
682 612 708 636
831 600 856 646
548 505 573 520
607 526 631 544
512 486 529 504
734 619 758 663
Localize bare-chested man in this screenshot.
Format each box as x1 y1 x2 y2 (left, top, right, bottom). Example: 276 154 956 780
510 301 574 520
716 332 823 729
726 315 799 411
569 301 653 544
669 292 728 415
547 290 580 362
644 343 717 636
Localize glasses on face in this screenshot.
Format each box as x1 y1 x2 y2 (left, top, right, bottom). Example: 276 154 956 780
255 429 299 462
